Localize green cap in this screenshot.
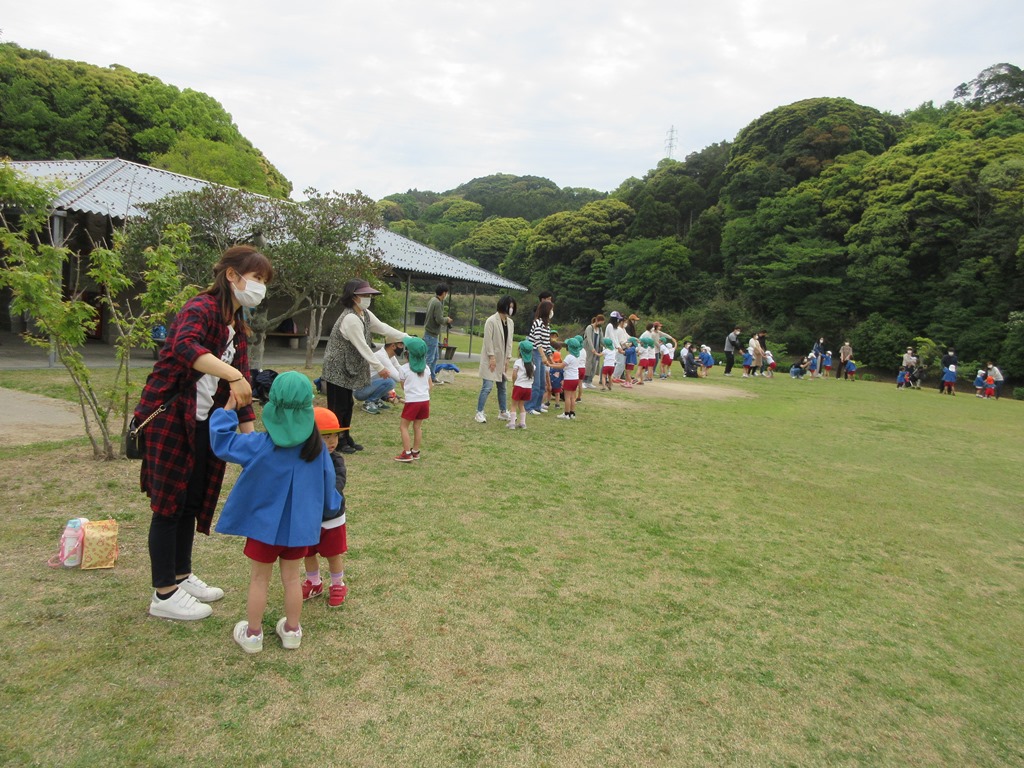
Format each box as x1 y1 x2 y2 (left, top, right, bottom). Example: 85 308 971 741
602 337 614 349
519 339 534 359
262 371 315 448
566 337 582 355
404 335 427 374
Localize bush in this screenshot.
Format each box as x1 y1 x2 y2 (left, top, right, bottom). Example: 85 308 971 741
850 313 914 370
1013 387 1024 400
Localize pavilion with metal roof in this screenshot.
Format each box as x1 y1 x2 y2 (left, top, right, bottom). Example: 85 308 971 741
7 159 527 352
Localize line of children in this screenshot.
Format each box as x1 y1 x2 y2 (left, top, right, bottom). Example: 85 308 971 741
395 336 431 462
303 407 349 607
510 340 534 428
210 371 342 654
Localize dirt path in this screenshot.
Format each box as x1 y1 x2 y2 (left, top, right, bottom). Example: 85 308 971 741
0 388 88 446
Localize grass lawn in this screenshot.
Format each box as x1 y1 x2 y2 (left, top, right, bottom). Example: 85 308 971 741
1 367 1022 767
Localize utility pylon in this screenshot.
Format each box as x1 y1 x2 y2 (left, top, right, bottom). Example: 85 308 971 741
665 126 677 159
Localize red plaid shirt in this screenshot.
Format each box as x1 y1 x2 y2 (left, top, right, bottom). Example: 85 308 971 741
135 293 255 534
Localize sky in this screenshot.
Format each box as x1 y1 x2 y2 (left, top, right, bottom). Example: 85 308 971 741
4 1 1023 201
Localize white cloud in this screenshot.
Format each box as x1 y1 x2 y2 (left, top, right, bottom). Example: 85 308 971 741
3 0 1023 199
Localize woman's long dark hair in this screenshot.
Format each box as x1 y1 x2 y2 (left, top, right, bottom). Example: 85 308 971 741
204 245 274 332
533 299 553 325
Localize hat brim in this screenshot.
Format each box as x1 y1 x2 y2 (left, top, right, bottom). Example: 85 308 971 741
354 286 382 295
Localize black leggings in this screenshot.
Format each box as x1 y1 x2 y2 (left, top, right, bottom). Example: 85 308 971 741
326 381 355 443
148 419 209 589
725 351 735 374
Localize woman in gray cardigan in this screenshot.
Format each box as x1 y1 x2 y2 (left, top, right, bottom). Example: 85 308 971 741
322 279 403 453
474 296 516 423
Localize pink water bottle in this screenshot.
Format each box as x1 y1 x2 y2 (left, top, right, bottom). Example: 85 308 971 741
60 519 84 567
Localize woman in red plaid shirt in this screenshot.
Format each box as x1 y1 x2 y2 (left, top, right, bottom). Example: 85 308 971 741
136 245 273 621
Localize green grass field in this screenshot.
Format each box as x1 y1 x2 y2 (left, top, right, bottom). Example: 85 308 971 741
1 367 1022 767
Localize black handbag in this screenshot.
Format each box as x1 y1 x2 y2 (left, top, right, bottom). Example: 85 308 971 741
125 394 180 460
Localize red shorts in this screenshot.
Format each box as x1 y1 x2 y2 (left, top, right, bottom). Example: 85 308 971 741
512 385 532 401
825 365 832 371
401 400 430 421
578 367 585 380
244 538 308 563
306 524 347 558
645 359 657 368
625 363 635 371
562 380 579 392
661 355 671 366
602 366 614 376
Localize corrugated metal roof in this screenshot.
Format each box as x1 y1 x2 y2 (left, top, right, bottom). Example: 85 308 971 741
374 228 525 290
10 159 212 219
8 159 526 291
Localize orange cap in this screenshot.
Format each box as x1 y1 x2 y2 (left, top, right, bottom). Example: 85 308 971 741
313 407 342 434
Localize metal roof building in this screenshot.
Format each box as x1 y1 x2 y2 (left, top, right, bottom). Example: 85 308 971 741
8 158 526 292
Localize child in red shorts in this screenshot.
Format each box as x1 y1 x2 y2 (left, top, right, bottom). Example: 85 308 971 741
510 339 535 429
395 335 432 462
211 372 342 654
302 407 349 607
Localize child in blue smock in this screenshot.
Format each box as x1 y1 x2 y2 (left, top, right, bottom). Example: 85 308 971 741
212 371 342 654
941 364 957 395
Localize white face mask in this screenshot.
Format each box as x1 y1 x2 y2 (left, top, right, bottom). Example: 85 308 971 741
356 296 371 310
548 310 554 320
232 274 266 308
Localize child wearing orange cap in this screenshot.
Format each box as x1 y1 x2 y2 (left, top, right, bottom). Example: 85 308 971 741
302 407 349 607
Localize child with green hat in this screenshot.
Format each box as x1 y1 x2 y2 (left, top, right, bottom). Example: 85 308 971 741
394 336 431 461
211 371 343 653
600 337 616 390
557 336 583 420
510 340 535 429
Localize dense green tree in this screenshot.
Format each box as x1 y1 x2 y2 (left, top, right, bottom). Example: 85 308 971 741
955 63 1024 108
451 217 531 271
598 237 693 313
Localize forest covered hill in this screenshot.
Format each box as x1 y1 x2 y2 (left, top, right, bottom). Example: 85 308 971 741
0 42 291 197
381 65 1024 375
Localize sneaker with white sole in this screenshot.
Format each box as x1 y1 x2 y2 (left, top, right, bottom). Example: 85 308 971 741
507 420 517 430
474 411 487 423
149 588 213 621
276 617 302 649
556 413 571 419
498 411 512 421
526 409 543 416
233 620 263 654
178 573 224 603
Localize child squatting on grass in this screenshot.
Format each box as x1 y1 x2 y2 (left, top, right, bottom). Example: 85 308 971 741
395 335 432 462
210 371 342 654
302 407 349 607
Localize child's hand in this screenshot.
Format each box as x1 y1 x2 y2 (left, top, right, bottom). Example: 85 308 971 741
225 393 237 411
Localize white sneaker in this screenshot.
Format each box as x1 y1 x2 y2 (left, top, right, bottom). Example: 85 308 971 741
507 420 517 430
276 617 302 649
178 573 224 603
474 411 487 423
149 588 213 621
526 409 543 416
233 620 263 654
556 413 571 419
498 410 512 421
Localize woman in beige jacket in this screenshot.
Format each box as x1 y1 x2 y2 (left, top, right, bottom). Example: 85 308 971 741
474 296 516 423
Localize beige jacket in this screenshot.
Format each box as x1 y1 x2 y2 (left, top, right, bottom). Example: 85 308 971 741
479 312 515 382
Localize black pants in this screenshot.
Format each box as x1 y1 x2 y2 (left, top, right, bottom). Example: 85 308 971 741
148 419 208 589
326 381 356 444
725 351 735 374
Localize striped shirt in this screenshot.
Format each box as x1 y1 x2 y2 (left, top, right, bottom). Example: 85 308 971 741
528 318 552 355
